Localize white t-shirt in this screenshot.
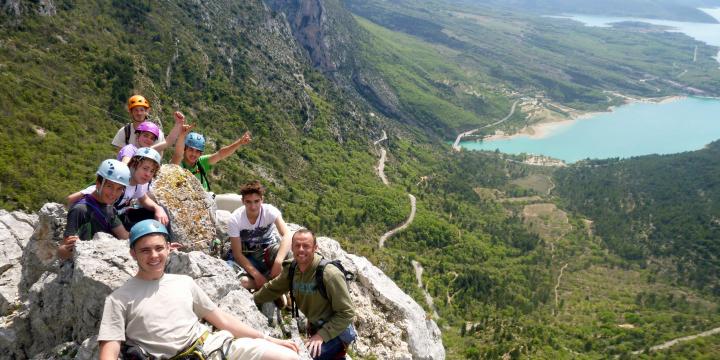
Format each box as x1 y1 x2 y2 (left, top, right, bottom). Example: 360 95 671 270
227 204 282 248
81 183 149 214
111 124 165 148
98 274 217 359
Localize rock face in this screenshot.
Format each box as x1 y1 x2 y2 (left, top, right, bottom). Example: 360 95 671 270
152 164 217 252
1 204 445 359
316 235 445 360
0 210 37 315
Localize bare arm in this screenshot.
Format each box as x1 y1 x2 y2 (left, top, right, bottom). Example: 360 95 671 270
207 131 251 165
270 217 292 278
98 340 121 360
112 225 129 240
66 191 83 207
204 309 299 354
138 194 169 225
163 111 185 147
171 124 194 165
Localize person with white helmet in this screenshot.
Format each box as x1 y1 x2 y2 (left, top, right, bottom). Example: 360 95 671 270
59 159 132 260
111 94 185 153
97 220 300 360
171 125 252 192
67 148 170 234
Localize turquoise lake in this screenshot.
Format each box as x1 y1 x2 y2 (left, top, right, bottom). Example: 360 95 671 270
459 97 720 163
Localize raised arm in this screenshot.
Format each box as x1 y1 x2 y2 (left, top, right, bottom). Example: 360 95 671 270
163 111 185 147
207 131 252 165
171 124 194 165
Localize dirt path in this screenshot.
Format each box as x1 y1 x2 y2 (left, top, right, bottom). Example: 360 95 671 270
379 194 416 248
376 148 389 186
554 263 569 314
373 130 387 145
452 100 519 151
633 326 720 355
411 260 440 318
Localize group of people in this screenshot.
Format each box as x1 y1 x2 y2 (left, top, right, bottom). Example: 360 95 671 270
58 95 356 360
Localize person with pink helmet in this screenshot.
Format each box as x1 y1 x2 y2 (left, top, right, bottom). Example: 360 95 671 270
112 94 186 158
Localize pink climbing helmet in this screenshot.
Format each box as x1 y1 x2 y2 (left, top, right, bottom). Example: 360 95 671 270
134 121 160 138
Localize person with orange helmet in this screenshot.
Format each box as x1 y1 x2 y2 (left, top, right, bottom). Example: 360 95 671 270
111 94 185 153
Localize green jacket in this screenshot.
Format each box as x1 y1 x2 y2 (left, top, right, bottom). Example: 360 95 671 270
254 254 355 341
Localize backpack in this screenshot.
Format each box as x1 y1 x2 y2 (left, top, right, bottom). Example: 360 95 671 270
196 161 211 192
123 123 132 145
288 258 354 318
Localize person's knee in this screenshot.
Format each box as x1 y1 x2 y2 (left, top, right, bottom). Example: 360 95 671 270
239 276 255 289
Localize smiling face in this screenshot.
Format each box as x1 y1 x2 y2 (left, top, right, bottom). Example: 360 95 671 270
94 178 126 205
137 131 157 147
291 231 317 270
132 159 158 185
130 234 169 280
130 106 149 124
242 193 263 218
183 146 203 166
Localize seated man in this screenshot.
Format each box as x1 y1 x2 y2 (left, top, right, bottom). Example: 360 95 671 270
58 159 131 260
254 229 356 360
226 181 293 290
98 219 299 360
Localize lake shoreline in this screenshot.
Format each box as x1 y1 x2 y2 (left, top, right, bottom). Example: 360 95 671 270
477 95 688 142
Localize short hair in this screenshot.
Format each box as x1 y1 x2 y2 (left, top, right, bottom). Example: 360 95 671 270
128 157 160 179
292 228 316 246
240 180 265 197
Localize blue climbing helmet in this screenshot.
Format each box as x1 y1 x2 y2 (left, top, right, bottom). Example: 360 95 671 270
129 219 169 247
96 159 131 187
185 132 206 152
134 147 162 166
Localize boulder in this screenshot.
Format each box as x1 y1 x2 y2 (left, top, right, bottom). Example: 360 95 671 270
166 250 241 302
152 164 216 252
20 203 65 295
0 209 37 315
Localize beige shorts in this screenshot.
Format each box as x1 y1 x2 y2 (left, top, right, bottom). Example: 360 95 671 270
204 330 266 360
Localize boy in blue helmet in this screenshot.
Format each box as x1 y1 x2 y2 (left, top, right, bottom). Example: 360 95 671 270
171 125 252 191
67 148 171 235
98 220 299 360
59 159 131 260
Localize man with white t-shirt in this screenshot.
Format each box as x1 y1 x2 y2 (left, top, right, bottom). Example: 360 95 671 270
227 181 293 290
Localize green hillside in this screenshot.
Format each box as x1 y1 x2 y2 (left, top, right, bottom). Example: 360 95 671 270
3 0 720 359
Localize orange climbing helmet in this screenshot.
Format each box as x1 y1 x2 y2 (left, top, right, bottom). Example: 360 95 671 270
127 95 151 110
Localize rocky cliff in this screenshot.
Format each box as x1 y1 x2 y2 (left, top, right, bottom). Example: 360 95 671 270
0 178 444 359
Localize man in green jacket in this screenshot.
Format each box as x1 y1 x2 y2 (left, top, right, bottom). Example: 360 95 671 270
253 229 356 360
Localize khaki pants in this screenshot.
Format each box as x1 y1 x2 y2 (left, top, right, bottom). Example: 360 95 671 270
204 331 266 360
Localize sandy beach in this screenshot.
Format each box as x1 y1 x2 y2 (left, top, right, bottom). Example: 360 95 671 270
480 95 686 141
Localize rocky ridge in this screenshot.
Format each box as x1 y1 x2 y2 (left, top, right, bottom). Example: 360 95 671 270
0 178 444 359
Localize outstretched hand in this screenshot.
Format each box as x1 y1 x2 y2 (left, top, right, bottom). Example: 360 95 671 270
304 334 324 358
174 111 185 125
239 131 252 145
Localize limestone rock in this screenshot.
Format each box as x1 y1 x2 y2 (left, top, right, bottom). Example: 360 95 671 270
166 250 241 302
0 209 37 315
20 203 65 295
152 164 216 252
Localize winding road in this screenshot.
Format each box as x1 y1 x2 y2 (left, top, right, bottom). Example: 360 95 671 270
376 148 389 186
632 326 720 355
452 100 519 152
379 194 416 248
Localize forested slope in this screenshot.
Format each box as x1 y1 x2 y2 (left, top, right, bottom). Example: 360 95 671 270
555 142 720 294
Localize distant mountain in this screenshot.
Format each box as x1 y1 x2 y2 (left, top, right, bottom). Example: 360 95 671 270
457 0 720 23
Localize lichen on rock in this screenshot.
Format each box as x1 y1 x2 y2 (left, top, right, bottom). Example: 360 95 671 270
152 164 216 252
